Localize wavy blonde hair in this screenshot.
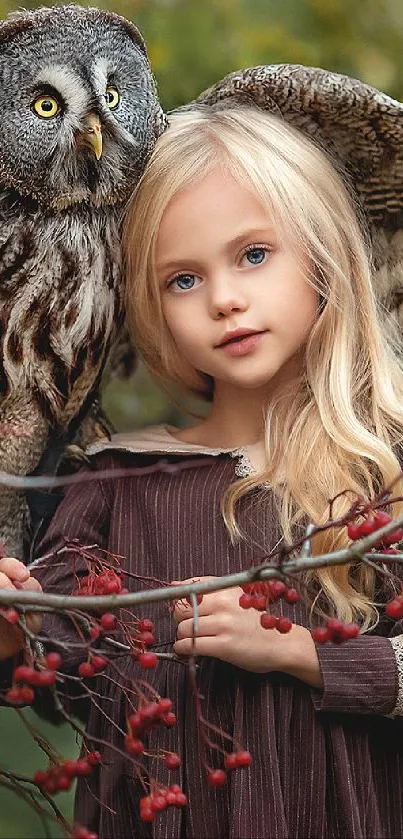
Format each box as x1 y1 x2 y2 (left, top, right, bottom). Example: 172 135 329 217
123 106 403 629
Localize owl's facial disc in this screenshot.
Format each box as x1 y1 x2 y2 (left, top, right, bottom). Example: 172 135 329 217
76 113 103 161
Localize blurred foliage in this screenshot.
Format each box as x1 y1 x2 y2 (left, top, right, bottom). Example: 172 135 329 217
0 0 403 835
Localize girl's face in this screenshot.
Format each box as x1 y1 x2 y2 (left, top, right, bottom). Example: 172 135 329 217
155 169 318 398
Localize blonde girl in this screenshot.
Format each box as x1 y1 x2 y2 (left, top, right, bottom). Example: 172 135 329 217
1 103 403 839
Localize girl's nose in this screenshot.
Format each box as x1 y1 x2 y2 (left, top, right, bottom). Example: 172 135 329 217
208 275 248 319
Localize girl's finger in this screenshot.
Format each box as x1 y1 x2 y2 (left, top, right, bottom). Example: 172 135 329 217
0 571 17 590
175 615 219 640
173 634 221 658
20 576 43 593
0 557 29 583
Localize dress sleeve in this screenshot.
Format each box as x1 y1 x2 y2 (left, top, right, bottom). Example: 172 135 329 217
29 452 114 674
311 629 400 715
0 453 114 692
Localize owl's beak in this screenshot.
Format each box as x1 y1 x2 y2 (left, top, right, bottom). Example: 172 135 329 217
78 113 103 160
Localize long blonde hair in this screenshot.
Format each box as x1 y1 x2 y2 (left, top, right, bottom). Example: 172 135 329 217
123 106 403 629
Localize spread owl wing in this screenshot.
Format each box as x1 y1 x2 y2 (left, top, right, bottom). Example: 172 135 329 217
191 64 403 327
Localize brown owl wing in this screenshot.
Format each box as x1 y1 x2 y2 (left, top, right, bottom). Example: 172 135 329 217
191 64 403 325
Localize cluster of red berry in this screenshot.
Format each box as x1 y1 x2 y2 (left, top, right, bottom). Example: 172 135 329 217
34 751 101 794
125 698 177 755
239 579 299 611
140 784 188 822
206 750 252 789
386 594 403 620
259 614 293 633
78 654 108 678
347 510 403 547
74 567 126 596
89 611 118 640
5 652 62 704
312 619 360 644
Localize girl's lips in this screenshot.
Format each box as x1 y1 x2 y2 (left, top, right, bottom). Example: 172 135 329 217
217 331 267 357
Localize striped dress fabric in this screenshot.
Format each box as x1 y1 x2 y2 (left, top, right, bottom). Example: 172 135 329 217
26 442 403 839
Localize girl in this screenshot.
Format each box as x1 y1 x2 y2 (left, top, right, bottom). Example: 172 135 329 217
1 105 403 839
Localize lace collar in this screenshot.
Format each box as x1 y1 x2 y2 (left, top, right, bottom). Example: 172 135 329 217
86 424 259 478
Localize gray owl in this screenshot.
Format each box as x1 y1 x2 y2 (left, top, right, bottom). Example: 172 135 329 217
0 4 164 558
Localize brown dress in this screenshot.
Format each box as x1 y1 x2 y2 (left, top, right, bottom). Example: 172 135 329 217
17 428 403 838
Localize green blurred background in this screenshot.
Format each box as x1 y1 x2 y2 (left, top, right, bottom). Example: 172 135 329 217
1 0 403 835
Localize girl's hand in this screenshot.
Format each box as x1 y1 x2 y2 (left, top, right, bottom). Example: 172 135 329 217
172 576 323 688
0 557 43 661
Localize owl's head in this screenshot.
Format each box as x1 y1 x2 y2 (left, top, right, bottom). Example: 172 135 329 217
0 4 165 209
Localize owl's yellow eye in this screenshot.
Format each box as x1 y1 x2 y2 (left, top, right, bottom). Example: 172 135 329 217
33 95 60 119
105 87 120 110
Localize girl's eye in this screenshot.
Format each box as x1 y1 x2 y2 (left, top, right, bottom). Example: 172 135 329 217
169 274 200 292
243 247 269 266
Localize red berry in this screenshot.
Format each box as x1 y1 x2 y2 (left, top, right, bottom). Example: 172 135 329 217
78 662 95 678
165 791 177 805
128 712 142 734
239 593 253 609
45 652 62 671
138 618 154 632
174 792 188 806
150 795 167 812
124 735 144 755
234 750 252 767
140 809 155 822
253 594 268 611
13 665 34 683
164 752 181 769
284 587 299 604
157 698 173 714
90 655 108 673
260 613 277 630
63 760 78 777
19 686 35 703
100 613 117 631
358 518 377 537
139 631 155 647
162 711 176 726
342 623 360 640
90 625 101 640
347 522 361 541
312 627 330 644
138 651 158 669
57 774 71 791
224 753 238 770
276 616 293 634
374 511 393 527
4 608 19 624
86 751 102 766
74 759 92 776
36 669 56 687
269 580 287 600
169 784 181 793
386 598 403 620
140 702 160 722
33 769 47 785
207 769 227 787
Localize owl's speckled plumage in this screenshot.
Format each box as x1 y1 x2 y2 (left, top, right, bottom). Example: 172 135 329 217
0 4 164 557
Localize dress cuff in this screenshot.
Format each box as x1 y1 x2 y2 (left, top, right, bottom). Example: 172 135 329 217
311 635 397 715
388 636 403 716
